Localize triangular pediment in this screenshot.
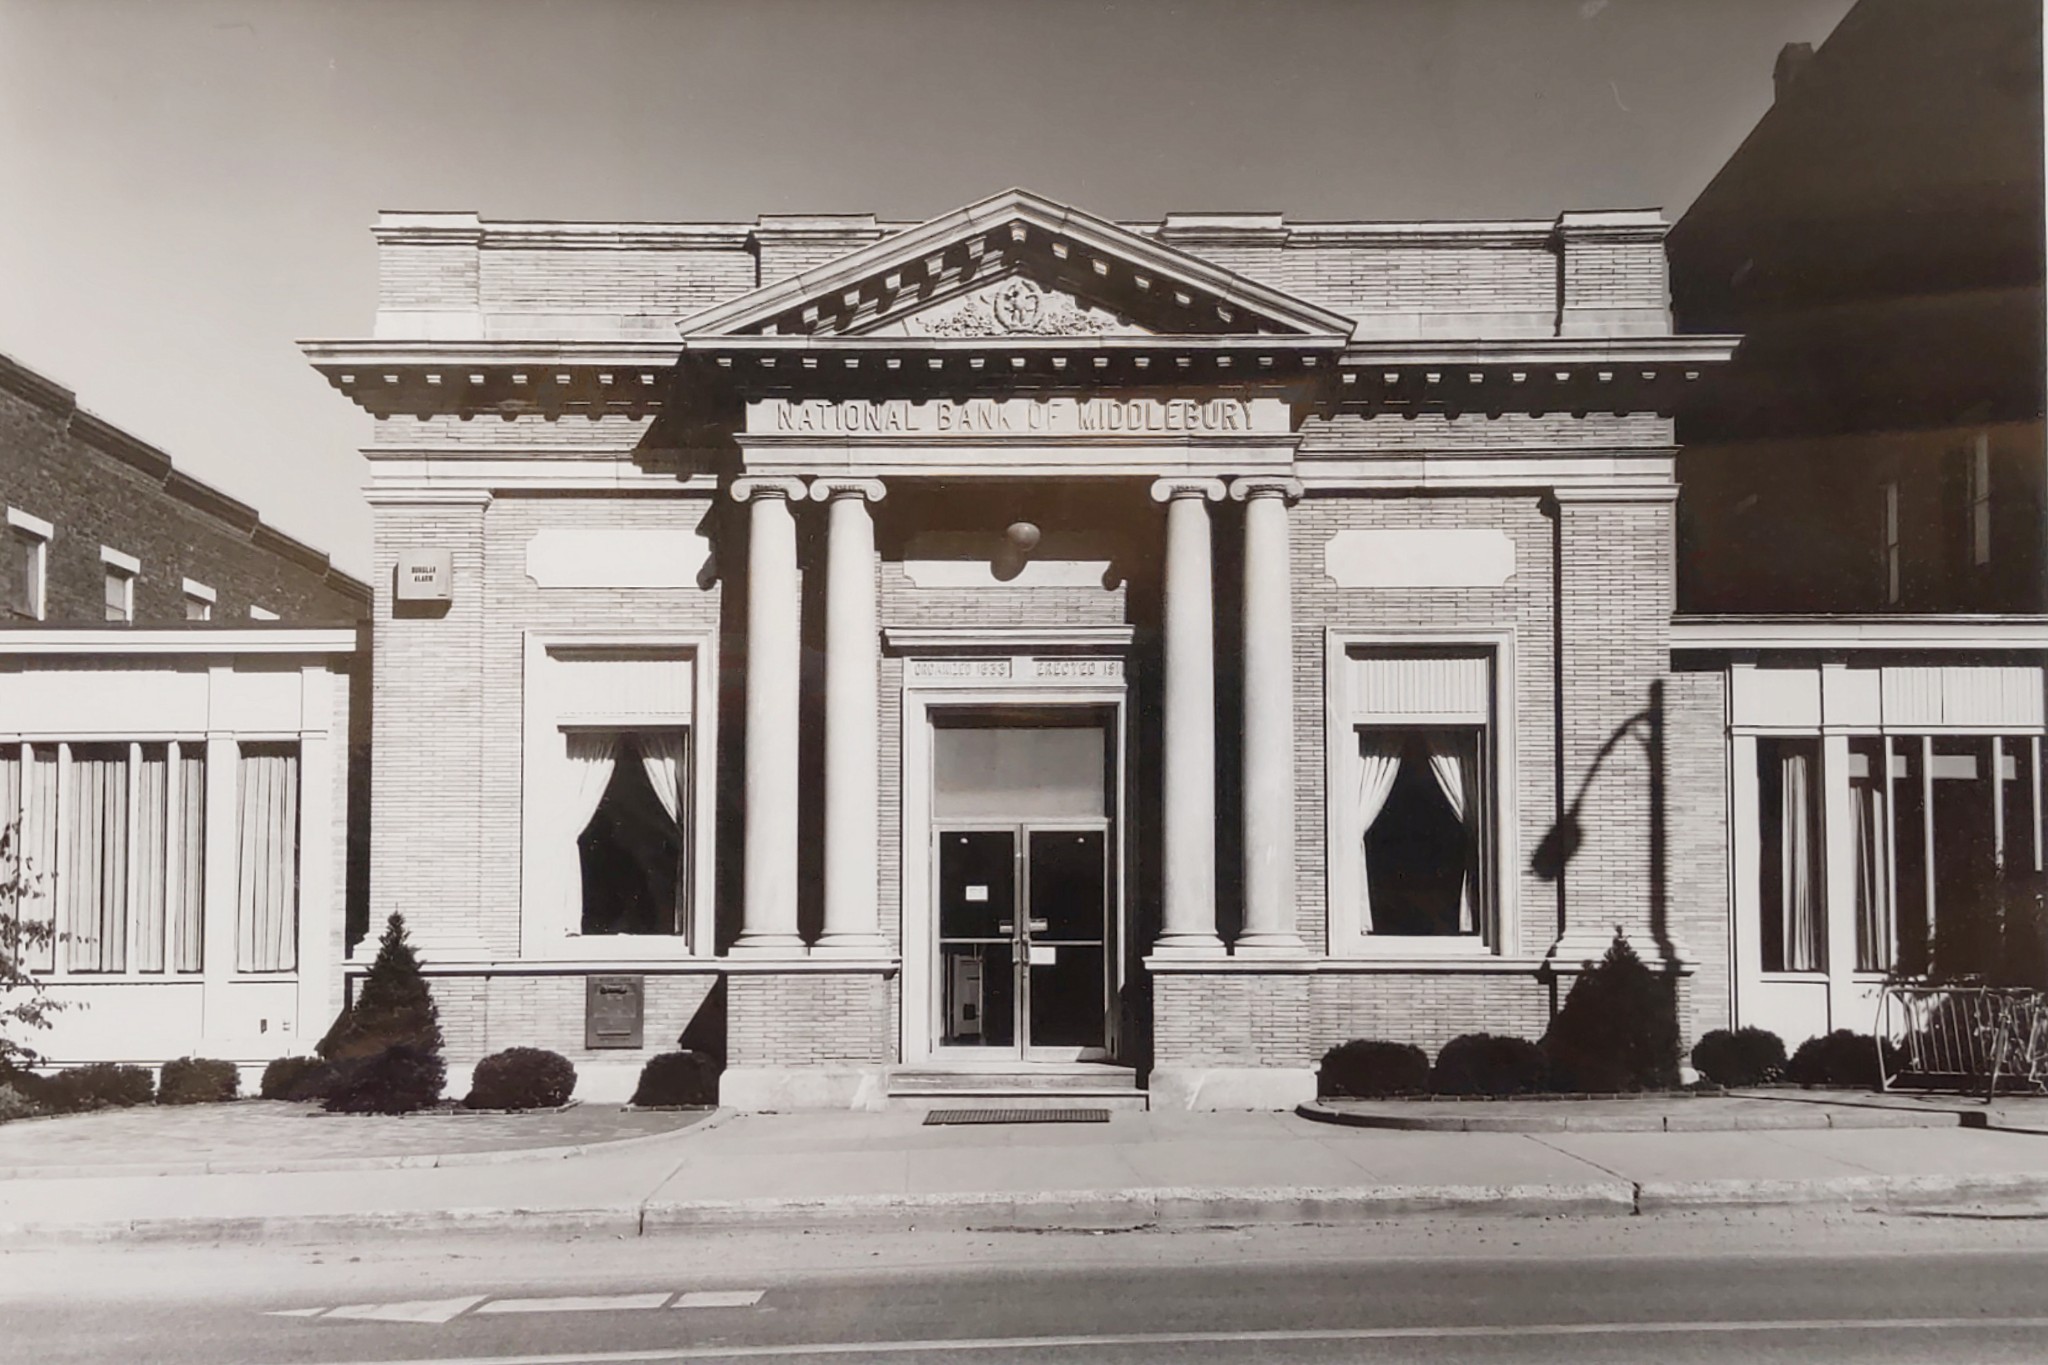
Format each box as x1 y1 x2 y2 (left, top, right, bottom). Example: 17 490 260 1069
677 188 1356 344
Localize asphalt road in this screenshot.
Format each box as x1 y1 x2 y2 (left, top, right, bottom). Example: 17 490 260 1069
8 1210 2048 1364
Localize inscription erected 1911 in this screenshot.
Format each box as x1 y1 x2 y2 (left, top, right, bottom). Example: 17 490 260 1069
908 656 1124 684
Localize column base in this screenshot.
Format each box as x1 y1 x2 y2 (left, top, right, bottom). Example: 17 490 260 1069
1232 932 1308 957
1149 934 1225 958
811 932 890 956
1148 1065 1316 1111
718 1065 886 1112
729 934 809 957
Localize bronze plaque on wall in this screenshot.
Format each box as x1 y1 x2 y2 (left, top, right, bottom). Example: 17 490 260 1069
585 975 645 1049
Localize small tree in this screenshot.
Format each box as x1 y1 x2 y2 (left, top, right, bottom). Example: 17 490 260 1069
1542 930 1681 1093
0 822 65 1075
317 911 443 1063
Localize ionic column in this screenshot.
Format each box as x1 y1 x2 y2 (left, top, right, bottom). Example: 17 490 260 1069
811 477 888 954
1149 477 1226 955
731 477 808 954
1231 476 1306 955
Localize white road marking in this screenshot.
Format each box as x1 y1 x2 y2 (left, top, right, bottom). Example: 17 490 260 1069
478 1295 674 1315
247 1314 2048 1363
320 1295 486 1325
672 1291 765 1309
262 1308 327 1318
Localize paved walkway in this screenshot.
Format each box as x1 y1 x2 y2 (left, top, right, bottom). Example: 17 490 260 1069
1301 1088 2048 1133
4 1105 2048 1243
0 1101 710 1177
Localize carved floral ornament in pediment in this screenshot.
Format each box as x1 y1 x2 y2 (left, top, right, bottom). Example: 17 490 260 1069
908 278 1135 338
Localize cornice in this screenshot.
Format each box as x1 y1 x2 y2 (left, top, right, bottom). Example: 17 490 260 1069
1670 615 2048 652
882 624 1136 654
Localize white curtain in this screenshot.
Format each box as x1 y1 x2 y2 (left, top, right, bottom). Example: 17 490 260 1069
1780 749 1821 972
174 749 206 973
235 746 299 973
1426 735 1479 935
62 746 128 972
1355 735 1404 933
638 730 687 826
560 732 620 927
637 729 690 936
133 747 168 972
18 747 56 972
1852 777 1890 972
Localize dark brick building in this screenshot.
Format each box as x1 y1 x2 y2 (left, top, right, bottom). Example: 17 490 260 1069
1 352 368 626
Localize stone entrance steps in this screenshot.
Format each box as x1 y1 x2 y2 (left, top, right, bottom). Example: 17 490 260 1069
885 1063 1148 1111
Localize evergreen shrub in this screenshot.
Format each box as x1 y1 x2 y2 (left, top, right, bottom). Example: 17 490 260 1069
1431 1033 1550 1096
1541 932 1681 1093
464 1048 577 1111
157 1057 240 1105
1316 1040 1431 1098
318 913 445 1113
1784 1029 1896 1089
321 1045 447 1114
631 1050 721 1107
260 1056 338 1102
38 1062 155 1112
1689 1027 1787 1088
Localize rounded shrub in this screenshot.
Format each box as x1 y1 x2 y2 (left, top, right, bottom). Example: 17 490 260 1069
1689 1027 1787 1088
631 1050 721 1107
157 1057 240 1105
1316 1040 1431 1098
39 1063 155 1113
260 1055 338 1102
1431 1033 1550 1096
322 1045 447 1114
1784 1029 1895 1089
464 1048 577 1111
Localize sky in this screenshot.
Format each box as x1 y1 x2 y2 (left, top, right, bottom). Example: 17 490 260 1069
0 0 1858 578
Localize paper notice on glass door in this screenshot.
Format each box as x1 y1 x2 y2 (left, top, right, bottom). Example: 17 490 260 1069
965 885 989 902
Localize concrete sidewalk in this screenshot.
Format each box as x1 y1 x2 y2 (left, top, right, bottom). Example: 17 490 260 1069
6 1106 2048 1244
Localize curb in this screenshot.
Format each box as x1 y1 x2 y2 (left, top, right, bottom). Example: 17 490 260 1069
0 1109 731 1182
1296 1101 1963 1134
9 1168 2048 1244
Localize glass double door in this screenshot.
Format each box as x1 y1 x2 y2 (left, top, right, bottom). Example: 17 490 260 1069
937 825 1109 1058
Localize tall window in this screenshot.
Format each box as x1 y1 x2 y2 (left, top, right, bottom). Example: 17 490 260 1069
8 510 50 621
1758 737 1824 972
1356 729 1484 936
235 743 299 972
563 730 688 936
36 742 207 974
1341 648 1496 945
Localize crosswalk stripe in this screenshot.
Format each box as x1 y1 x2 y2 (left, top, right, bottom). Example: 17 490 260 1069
477 1295 673 1315
323 1296 486 1324
672 1291 766 1309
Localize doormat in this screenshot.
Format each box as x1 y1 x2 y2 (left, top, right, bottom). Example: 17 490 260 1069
923 1108 1112 1125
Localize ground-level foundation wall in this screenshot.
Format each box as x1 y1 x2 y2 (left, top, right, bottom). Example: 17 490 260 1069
1666 665 1733 1039
1152 970 1553 1068
726 970 896 1068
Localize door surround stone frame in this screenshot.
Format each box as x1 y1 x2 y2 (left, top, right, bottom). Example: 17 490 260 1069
889 625 1133 1066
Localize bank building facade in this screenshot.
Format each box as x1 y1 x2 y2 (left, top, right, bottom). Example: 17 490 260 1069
305 189 1746 1108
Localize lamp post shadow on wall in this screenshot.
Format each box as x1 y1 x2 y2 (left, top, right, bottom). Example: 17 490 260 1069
1531 679 1674 971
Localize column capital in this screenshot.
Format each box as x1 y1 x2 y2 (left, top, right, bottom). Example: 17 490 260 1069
808 477 887 504
1228 476 1304 504
1149 477 1227 505
730 476 807 504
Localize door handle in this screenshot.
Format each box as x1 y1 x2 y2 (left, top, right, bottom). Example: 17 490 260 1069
998 921 1015 933
1027 919 1049 933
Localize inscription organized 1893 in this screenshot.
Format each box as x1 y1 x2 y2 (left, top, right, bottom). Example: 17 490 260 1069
912 658 1013 680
